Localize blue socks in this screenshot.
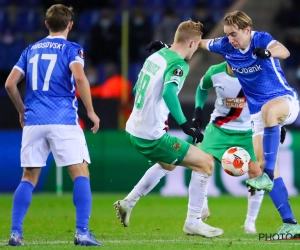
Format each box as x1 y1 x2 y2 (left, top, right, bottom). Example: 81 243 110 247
11 181 34 233
73 176 92 232
263 125 280 180
269 178 297 224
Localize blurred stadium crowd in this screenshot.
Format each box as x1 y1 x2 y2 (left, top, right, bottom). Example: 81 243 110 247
0 0 233 95
1 0 300 128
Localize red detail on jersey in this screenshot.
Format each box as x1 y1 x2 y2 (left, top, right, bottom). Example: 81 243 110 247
215 107 243 126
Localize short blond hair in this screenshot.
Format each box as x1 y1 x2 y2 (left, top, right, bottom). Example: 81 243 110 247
223 11 252 30
174 20 203 43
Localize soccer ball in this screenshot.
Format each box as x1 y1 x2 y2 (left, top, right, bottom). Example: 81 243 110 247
221 147 251 176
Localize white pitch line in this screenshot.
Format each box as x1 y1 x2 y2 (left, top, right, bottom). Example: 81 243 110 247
1 238 300 246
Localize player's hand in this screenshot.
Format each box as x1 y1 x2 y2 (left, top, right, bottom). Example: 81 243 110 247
180 121 204 144
192 107 203 130
280 126 286 144
253 47 271 59
146 40 170 53
87 110 100 133
19 112 25 128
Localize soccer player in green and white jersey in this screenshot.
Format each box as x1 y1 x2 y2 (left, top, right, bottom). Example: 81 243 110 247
114 20 223 238
193 61 263 234
114 60 287 235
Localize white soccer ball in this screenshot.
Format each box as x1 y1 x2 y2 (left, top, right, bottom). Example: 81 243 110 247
221 147 251 176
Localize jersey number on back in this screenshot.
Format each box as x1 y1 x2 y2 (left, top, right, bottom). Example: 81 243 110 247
134 71 150 109
29 54 57 91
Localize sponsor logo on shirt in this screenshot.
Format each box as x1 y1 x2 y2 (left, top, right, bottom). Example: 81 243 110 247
222 97 247 108
231 65 262 74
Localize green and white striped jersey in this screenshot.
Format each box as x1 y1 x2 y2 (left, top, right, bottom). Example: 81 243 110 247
200 62 251 131
126 48 189 140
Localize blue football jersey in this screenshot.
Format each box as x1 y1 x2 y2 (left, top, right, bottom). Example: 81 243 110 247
207 31 298 114
14 35 85 125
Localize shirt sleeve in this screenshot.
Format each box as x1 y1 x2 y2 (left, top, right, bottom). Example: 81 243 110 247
14 47 29 75
255 32 276 49
68 43 85 68
195 85 209 109
164 61 189 86
206 37 227 54
162 82 187 125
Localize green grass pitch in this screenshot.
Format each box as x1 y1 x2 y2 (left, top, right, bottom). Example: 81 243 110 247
0 194 300 249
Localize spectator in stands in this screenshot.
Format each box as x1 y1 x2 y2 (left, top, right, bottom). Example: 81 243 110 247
129 8 153 63
191 3 216 38
154 8 180 45
88 9 120 66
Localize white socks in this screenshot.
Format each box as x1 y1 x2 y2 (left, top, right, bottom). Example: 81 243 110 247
124 163 169 207
246 190 264 223
186 171 211 226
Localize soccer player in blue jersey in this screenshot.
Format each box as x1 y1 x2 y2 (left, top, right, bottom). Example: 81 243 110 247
196 10 300 238
145 10 300 239
5 4 102 246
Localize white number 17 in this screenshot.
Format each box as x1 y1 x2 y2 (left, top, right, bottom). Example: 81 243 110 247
29 53 57 91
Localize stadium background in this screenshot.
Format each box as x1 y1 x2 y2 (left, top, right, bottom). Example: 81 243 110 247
1 0 300 196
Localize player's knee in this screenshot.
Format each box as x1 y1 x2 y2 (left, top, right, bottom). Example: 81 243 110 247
195 155 214 175
261 105 276 125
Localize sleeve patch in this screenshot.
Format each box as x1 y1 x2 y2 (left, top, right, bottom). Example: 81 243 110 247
173 69 183 76
78 49 85 59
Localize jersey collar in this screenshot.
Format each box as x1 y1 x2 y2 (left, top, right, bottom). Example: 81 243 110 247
46 35 66 40
239 31 256 54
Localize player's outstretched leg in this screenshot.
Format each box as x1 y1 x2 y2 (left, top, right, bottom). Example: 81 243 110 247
245 172 273 192
244 190 264 234
113 163 170 227
269 177 300 239
183 171 223 237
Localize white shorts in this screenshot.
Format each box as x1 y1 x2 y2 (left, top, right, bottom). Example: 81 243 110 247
251 95 300 137
21 125 91 167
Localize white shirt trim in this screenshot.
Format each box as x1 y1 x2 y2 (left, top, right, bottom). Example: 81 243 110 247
69 60 84 68
13 65 25 75
46 35 66 40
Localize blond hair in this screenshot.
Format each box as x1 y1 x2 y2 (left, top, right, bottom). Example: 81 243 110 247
222 11 252 30
174 20 203 43
46 4 74 32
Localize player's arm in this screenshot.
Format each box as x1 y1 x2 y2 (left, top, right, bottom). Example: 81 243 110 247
162 83 187 125
192 70 212 129
195 85 209 109
5 68 25 127
70 62 100 133
198 39 210 50
162 82 203 143
267 41 290 59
